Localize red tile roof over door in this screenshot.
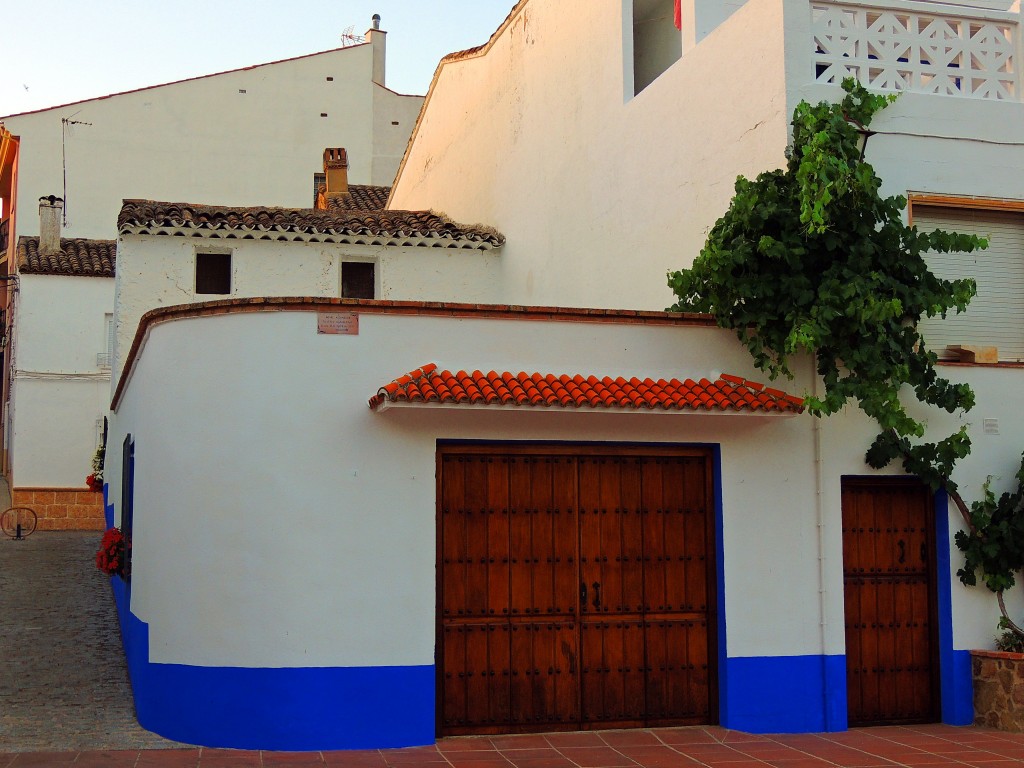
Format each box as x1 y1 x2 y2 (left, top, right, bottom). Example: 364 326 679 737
369 364 804 414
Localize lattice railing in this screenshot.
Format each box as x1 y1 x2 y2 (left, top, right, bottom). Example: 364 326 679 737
811 1 1020 100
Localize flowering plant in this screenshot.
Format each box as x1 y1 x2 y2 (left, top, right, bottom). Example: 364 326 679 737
96 526 129 577
87 443 105 492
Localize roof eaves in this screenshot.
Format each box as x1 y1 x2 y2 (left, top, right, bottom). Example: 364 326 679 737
1 45 370 120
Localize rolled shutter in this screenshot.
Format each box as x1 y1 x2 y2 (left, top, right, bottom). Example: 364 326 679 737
913 205 1024 362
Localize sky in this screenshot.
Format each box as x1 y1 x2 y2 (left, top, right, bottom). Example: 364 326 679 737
0 1 516 117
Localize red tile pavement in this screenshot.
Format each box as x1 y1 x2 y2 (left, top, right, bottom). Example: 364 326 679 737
3 725 1024 768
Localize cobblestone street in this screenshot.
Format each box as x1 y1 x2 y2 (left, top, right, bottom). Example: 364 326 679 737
0 531 183 752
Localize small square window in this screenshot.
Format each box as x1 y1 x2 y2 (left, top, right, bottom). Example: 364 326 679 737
342 262 375 299
196 252 231 295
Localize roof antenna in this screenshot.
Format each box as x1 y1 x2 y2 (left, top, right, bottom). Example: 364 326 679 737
340 24 366 47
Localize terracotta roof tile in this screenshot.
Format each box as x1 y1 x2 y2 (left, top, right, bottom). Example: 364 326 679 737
17 236 116 277
117 200 505 249
369 364 805 414
321 185 391 212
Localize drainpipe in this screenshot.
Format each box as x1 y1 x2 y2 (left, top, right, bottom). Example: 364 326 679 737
812 366 833 730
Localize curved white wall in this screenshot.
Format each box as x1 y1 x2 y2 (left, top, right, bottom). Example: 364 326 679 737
109 308 818 668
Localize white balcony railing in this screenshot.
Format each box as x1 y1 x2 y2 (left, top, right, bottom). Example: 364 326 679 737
811 0 1020 100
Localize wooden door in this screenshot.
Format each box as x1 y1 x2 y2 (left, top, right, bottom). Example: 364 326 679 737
439 446 715 736
842 477 939 725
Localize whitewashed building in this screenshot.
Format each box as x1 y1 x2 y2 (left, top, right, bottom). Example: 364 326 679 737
104 0 1024 751
0 21 422 528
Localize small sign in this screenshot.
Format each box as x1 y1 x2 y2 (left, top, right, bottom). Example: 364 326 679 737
318 312 359 335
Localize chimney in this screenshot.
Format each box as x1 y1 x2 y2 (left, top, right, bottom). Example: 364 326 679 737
367 14 386 86
38 195 64 256
323 148 349 196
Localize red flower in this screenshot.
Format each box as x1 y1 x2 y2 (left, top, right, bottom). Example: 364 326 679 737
96 526 130 577
86 474 103 492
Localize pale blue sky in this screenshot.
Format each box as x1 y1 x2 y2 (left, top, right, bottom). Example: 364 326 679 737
1 1 515 116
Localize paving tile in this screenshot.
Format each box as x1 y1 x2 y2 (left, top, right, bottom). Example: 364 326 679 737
379 746 443 765
196 757 264 768
438 740 496 753
135 748 203 766
554 747 638 767
321 752 388 766
490 738 555 752
444 750 511 763
542 735 606 749
595 733 661 748
502 758 577 768
262 751 327 765
650 729 719 746
72 749 143 767
7 752 79 765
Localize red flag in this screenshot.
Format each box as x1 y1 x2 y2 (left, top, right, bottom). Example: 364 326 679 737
674 0 682 29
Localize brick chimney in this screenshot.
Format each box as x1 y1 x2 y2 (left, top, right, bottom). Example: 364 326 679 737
323 148 349 196
38 195 64 256
367 14 386 86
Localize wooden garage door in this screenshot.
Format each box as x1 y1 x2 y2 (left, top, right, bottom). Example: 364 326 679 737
842 477 940 725
438 446 716 736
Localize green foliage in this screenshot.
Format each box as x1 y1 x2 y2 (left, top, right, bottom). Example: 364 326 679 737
995 628 1024 653
955 455 1024 593
667 79 986 489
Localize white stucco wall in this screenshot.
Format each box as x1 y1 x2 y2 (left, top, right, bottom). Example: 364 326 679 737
111 235 503 378
108 307 823 668
3 44 422 241
10 275 114 486
108 306 1024 672
390 0 1024 315
390 0 790 311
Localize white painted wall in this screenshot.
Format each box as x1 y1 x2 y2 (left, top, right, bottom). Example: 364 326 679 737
10 274 114 486
391 0 1024 312
3 45 423 240
112 235 503 378
108 308 822 668
390 0 790 311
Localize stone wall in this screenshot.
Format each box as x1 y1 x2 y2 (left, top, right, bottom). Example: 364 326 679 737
972 649 1024 731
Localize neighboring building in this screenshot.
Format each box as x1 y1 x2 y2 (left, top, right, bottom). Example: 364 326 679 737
0 21 423 528
12 197 116 528
104 0 1024 752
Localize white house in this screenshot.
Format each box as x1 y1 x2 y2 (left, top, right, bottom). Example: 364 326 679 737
0 21 422 528
104 0 1024 752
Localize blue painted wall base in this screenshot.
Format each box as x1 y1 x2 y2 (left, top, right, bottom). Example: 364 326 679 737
721 655 848 733
109 576 435 750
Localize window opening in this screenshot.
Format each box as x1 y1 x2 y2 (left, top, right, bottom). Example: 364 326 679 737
195 252 231 295
632 0 682 94
342 261 375 299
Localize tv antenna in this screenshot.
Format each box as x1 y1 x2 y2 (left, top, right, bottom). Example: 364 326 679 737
340 25 365 47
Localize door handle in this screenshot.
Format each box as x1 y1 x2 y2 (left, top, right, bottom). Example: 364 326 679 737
592 582 602 609
897 540 906 564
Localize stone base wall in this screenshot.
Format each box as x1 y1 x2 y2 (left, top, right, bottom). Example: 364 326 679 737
11 488 105 531
972 649 1024 731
